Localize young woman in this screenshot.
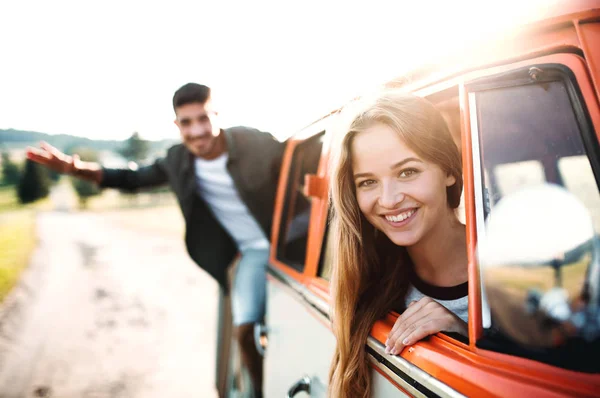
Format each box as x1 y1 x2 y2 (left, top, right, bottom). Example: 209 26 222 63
328 92 468 397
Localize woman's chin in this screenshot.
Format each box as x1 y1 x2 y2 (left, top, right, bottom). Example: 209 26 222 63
384 230 419 247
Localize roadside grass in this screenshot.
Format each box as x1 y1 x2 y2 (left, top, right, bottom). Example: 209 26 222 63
0 184 51 304
0 184 52 213
0 209 36 302
0 185 19 212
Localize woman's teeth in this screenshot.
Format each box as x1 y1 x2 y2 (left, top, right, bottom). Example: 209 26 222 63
385 209 416 222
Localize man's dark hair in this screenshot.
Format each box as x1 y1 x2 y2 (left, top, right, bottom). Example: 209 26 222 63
173 83 211 110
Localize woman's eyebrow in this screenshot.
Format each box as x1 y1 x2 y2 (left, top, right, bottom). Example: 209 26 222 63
353 158 423 179
390 157 422 169
353 171 373 179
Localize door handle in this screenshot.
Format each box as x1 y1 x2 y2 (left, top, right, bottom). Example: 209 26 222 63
253 322 268 357
287 375 311 397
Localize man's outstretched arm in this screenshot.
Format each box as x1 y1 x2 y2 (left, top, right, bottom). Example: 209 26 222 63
26 142 103 184
26 141 169 190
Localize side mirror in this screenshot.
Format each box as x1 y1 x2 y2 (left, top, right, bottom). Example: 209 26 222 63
303 174 327 200
478 183 600 346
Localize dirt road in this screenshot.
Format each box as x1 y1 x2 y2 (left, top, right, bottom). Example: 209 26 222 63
0 208 219 398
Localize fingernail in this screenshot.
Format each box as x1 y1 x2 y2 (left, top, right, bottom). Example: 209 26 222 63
384 346 389 354
390 347 398 355
402 338 410 345
385 339 389 346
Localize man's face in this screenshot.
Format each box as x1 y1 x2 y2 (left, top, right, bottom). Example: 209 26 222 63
174 101 221 158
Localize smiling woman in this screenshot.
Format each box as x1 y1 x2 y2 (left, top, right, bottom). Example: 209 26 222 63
328 93 467 398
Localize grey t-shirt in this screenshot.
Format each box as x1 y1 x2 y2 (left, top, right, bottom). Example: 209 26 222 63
404 267 469 323
404 285 468 323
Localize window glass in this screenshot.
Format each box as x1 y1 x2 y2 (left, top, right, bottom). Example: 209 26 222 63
317 216 334 281
558 155 600 231
475 75 600 370
276 133 324 272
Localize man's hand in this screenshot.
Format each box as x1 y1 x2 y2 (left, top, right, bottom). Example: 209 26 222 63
385 297 467 355
26 142 77 174
26 142 103 183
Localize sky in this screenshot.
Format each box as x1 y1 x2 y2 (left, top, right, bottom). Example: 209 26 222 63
0 0 560 142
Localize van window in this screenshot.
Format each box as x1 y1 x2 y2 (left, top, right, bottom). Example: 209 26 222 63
275 132 325 272
472 67 600 370
476 78 599 227
317 217 334 281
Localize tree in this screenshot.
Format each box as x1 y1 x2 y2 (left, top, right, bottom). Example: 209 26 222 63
118 132 149 163
69 148 101 208
17 159 50 204
1 152 20 186
47 169 61 183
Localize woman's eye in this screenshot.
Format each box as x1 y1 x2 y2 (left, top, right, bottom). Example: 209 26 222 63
357 179 375 188
399 168 419 178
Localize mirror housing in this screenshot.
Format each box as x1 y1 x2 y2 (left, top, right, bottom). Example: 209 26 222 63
303 174 327 200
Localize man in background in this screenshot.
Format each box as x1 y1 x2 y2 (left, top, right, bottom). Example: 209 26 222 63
27 83 285 398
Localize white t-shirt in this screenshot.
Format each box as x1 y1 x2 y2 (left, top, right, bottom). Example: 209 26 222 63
194 154 269 251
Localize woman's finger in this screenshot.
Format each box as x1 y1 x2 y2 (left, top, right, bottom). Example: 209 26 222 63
388 297 437 344
398 309 453 347
399 318 447 349
387 303 441 354
401 311 463 348
389 297 431 337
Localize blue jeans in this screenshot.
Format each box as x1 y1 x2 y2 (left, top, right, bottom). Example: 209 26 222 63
231 247 270 326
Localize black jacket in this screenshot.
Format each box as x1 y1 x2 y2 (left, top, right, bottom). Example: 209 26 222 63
100 127 285 288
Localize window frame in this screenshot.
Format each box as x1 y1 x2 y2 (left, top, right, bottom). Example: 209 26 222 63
269 117 332 286
274 131 326 273
464 53 600 368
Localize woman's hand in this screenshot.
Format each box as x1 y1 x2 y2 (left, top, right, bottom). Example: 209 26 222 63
385 297 467 355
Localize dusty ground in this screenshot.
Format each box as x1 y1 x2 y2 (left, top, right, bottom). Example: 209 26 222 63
0 206 220 398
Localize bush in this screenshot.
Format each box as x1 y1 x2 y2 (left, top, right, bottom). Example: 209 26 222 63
17 160 50 204
69 148 100 208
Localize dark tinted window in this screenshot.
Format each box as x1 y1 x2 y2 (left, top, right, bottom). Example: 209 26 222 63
317 212 334 281
477 80 599 222
276 133 324 272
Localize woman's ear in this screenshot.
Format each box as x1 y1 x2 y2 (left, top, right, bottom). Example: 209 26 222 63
445 173 457 187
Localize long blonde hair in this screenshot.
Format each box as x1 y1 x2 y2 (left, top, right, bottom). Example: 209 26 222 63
328 92 462 397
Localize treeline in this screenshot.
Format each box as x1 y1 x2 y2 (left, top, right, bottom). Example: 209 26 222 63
1 132 161 207
0 128 177 154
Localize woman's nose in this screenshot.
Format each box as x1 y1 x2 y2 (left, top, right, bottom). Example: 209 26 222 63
378 182 404 209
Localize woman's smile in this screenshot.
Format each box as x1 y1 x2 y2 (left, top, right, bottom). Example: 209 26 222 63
381 207 419 227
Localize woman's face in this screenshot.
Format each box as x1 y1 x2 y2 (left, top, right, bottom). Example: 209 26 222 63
351 123 456 247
